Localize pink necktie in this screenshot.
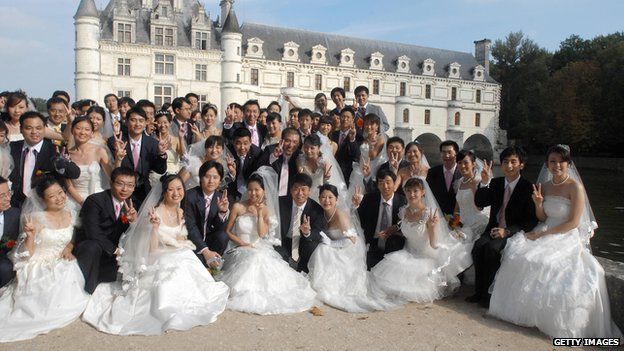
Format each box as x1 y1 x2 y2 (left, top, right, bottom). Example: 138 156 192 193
132 142 140 171
250 127 259 146
22 148 36 195
338 132 345 146
114 202 121 219
497 184 512 228
204 195 212 220
444 170 453 191
279 157 289 196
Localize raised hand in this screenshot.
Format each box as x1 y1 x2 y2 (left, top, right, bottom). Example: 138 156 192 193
348 125 357 142
224 106 233 125
226 154 237 177
217 190 229 213
323 163 333 181
389 152 399 172
426 208 439 231
113 134 127 162
273 140 284 158
481 160 493 184
352 99 359 111
24 215 36 239
112 119 121 136
158 136 170 155
532 183 544 207
124 199 138 223
300 215 311 235
148 208 160 228
361 158 371 178
189 123 201 139
351 186 363 207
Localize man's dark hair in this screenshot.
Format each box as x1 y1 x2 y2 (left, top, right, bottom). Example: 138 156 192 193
0 175 8 186
291 173 313 189
229 102 243 111
199 160 224 180
172 97 190 113
386 136 405 148
125 106 147 120
46 97 68 110
111 167 137 183
354 86 369 96
243 99 260 112
233 126 252 140
266 112 281 123
439 140 459 153
19 111 46 126
104 93 119 103
205 135 225 149
185 92 199 101
136 99 156 112
118 96 136 107
281 127 300 140
289 107 301 115
330 87 345 98
341 106 355 118
376 168 397 183
500 146 527 164
52 90 70 102
298 108 313 121
267 101 281 112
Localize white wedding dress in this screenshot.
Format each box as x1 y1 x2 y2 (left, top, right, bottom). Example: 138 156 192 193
455 188 489 242
82 215 229 335
308 227 401 312
218 213 316 315
489 196 622 338
72 161 105 203
371 208 460 303
0 215 89 342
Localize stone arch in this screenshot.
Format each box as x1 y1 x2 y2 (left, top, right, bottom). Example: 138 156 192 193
463 133 493 161
415 133 443 166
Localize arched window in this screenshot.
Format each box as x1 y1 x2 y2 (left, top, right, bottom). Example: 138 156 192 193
454 111 461 125
403 108 409 123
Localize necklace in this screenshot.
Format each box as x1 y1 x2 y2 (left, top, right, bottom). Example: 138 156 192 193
408 206 422 214
552 175 570 186
461 176 474 184
324 208 337 223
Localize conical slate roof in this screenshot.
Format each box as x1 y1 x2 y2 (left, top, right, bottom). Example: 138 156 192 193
75 0 99 19
222 9 241 34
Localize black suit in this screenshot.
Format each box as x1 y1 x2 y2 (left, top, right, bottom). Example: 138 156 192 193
276 196 324 272
363 159 409 194
223 122 268 147
0 207 20 288
171 117 195 146
107 134 167 206
184 187 230 261
74 190 131 294
226 144 262 201
8 139 81 208
471 176 538 303
426 164 462 216
330 130 363 187
259 145 300 194
357 191 406 269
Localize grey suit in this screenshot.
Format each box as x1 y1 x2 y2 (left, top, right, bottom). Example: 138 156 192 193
357 103 390 133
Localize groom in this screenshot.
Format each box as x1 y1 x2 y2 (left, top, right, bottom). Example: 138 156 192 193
468 146 537 307
0 176 20 288
73 167 139 294
277 173 324 272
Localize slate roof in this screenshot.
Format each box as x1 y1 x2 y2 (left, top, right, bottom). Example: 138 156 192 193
75 0 99 18
222 10 241 34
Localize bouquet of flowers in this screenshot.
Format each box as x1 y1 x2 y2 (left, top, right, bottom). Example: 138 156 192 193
446 213 467 240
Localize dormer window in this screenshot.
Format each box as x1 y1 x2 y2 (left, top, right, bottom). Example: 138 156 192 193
116 22 132 43
282 41 300 62
195 31 209 50
246 37 264 58
311 45 327 65
473 65 485 81
397 55 410 73
369 52 384 70
162 6 168 17
340 48 355 68
422 58 435 76
448 62 461 79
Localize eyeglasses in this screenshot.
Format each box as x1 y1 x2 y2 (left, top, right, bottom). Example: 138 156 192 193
0 190 13 199
113 181 136 189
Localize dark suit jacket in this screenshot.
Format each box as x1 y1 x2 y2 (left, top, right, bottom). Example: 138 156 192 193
74 190 130 256
330 129 363 186
9 139 81 207
0 208 20 256
357 191 406 245
278 196 324 271
171 117 195 146
363 159 409 194
223 121 268 147
259 145 300 192
474 176 538 236
355 104 390 133
107 134 167 204
226 144 262 200
184 187 229 254
426 164 462 215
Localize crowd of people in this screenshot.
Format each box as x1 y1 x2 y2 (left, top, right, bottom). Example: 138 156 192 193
0 86 621 342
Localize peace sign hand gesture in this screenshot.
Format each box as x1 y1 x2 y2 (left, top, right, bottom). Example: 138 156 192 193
532 183 544 207
361 158 371 178
426 208 439 231
158 136 170 155
481 160 493 185
225 153 237 177
124 199 138 223
300 215 311 235
389 152 399 172
351 186 364 207
348 125 357 142
273 140 284 158
148 208 160 228
323 163 333 181
217 190 229 213
224 106 234 125
24 215 36 239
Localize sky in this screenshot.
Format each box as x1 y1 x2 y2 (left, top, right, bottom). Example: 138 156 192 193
1 0 622 99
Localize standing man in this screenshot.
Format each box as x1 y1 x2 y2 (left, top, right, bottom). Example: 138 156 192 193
0 176 20 288
104 93 121 125
330 106 362 186
226 128 262 201
223 100 268 148
261 127 301 196
354 86 390 133
185 93 200 112
426 140 462 216
170 97 194 147
329 87 346 117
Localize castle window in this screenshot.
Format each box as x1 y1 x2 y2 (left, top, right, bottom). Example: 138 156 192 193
195 31 208 50
287 72 295 88
315 74 322 90
400 82 406 97
117 90 131 98
198 95 208 110
117 23 132 43
476 89 481 103
155 54 175 75
451 87 457 101
251 68 259 86
425 84 431 99
154 27 173 46
424 109 431 125
402 108 409 123
195 64 207 81
117 58 130 76
475 113 481 127
373 79 380 95
343 77 351 92
454 112 461 126
154 85 174 107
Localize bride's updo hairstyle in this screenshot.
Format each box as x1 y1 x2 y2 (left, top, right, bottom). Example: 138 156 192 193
303 133 322 149
318 183 338 197
247 173 265 190
71 115 95 130
363 113 381 133
456 149 476 164
86 105 107 123
546 144 572 163
157 174 186 206
403 177 425 193
404 141 423 158
34 176 63 199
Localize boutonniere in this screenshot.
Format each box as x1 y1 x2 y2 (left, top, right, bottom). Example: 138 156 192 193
34 169 52 177
120 213 129 224
1 238 17 250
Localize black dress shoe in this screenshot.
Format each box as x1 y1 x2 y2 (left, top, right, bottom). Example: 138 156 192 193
465 294 481 303
479 298 490 308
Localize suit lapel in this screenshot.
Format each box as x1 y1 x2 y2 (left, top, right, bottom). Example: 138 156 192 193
103 191 117 221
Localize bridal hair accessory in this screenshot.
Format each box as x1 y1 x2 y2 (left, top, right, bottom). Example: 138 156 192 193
556 144 570 152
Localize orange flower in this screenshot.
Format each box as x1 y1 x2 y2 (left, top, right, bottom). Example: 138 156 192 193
356 118 364 128
35 170 43 176
5 240 16 249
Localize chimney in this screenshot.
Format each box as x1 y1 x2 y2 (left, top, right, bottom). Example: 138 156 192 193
474 39 491 76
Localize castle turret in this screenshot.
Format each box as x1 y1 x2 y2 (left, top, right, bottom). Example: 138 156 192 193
219 0 234 28
74 0 100 101
220 9 242 115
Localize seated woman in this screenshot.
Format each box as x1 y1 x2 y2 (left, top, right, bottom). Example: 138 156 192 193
395 141 429 193
218 167 316 315
82 175 229 335
180 135 236 189
452 150 490 242
489 145 622 339
0 178 89 342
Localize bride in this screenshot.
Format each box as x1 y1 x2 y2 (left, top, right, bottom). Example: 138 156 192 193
348 113 387 195
452 150 490 242
488 145 622 338
0 178 89 342
82 174 229 335
0 121 12 179
218 167 316 315
296 134 332 200
65 116 112 207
